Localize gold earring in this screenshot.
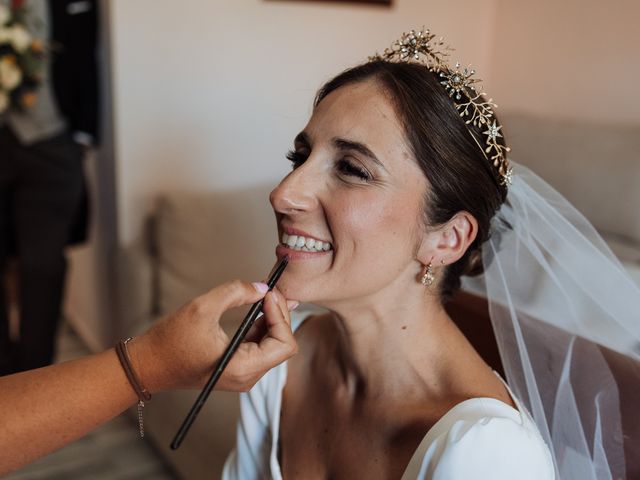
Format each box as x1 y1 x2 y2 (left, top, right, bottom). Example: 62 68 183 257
420 261 435 286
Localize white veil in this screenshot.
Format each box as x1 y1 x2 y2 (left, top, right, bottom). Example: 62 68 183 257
462 161 640 480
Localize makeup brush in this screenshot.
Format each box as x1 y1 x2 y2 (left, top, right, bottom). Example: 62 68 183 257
170 256 289 450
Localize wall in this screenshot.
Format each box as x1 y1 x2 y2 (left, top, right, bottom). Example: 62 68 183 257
68 0 640 349
489 0 640 123
109 0 497 246
63 0 498 351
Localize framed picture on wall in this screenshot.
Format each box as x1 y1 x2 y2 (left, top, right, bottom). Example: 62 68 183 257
271 0 391 4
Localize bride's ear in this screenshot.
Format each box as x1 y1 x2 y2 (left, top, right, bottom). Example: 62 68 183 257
417 211 478 265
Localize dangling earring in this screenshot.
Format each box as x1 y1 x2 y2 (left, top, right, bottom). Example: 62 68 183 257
420 261 435 286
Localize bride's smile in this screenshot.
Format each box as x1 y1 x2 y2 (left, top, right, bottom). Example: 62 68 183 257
270 80 432 305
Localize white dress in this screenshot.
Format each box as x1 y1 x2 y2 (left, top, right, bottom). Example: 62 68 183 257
222 313 555 479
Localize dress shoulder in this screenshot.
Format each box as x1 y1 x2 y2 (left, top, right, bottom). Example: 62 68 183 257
408 398 555 480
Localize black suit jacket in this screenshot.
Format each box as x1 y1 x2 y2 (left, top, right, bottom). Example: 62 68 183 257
48 0 99 144
48 0 99 245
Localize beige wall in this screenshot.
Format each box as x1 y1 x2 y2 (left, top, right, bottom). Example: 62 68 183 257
109 0 640 249
69 0 639 348
109 0 497 245
489 0 640 123
67 0 498 350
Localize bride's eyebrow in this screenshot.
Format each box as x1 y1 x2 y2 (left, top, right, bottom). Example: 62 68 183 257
333 137 387 172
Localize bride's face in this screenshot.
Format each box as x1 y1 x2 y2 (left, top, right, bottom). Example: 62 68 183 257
270 80 429 303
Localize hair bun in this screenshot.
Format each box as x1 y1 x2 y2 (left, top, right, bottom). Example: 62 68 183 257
462 247 485 277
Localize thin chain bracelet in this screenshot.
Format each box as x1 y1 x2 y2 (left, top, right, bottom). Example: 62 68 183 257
116 337 152 439
137 400 145 438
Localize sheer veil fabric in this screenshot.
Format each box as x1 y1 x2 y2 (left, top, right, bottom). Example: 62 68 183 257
462 161 640 479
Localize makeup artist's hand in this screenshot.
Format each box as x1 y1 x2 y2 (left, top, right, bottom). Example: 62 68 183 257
132 280 299 393
0 280 298 475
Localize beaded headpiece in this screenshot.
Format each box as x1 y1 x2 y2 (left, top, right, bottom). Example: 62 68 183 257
370 28 513 187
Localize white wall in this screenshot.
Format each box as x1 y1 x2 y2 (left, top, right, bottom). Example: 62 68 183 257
489 0 640 123
109 0 497 246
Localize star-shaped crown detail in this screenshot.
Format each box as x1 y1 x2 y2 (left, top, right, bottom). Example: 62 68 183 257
370 28 513 187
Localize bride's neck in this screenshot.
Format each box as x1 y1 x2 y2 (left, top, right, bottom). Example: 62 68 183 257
321 282 451 400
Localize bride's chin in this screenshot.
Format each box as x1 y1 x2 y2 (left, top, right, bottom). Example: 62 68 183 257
277 286 313 303
276 280 322 304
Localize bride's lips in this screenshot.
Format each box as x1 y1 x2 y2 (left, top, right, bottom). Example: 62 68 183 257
276 226 333 261
276 243 332 261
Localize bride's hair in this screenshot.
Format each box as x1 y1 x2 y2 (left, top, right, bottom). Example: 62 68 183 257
315 60 509 302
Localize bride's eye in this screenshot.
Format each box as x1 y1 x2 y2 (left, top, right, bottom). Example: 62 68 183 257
286 150 372 182
337 158 372 182
286 149 307 169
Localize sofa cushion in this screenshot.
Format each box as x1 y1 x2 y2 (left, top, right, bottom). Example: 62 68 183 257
600 231 640 265
502 113 640 244
155 184 278 317
145 388 240 480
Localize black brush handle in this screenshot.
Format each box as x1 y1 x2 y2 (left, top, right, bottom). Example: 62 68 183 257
170 256 288 450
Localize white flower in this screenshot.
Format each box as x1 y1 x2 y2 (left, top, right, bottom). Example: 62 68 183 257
0 89 8 114
0 5 10 27
10 24 31 52
0 27 11 44
0 56 22 90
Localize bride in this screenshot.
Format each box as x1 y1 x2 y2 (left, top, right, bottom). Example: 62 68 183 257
223 29 639 479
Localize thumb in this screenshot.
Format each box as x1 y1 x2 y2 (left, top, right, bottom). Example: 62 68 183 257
200 279 269 317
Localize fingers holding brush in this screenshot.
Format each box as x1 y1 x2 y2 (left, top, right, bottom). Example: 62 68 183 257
275 287 299 326
243 293 298 344
169 258 290 448
135 279 273 392
263 288 297 342
217 290 299 392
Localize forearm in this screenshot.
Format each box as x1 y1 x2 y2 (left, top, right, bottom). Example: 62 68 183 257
0 348 138 475
0 280 295 474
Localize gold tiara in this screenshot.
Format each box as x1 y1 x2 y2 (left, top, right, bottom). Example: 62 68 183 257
370 28 513 187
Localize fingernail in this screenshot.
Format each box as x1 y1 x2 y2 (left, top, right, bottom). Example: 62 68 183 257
252 282 269 294
287 300 299 311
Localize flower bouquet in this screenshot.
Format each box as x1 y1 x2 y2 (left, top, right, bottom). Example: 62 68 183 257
0 2 44 114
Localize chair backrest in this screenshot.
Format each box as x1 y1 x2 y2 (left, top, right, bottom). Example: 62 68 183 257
153 184 277 317
503 113 640 245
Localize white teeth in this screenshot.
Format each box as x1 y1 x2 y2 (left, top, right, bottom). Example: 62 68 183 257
280 232 332 252
286 235 298 248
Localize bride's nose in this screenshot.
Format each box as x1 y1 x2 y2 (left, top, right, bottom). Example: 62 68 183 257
270 163 320 215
